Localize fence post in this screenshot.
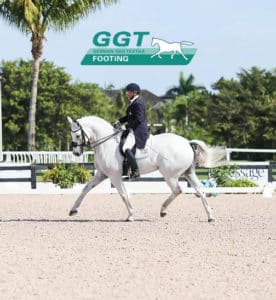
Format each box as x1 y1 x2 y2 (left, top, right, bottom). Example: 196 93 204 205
268 162 276 183
31 164 37 189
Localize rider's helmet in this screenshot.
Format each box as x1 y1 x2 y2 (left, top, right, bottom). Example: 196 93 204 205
126 83 141 93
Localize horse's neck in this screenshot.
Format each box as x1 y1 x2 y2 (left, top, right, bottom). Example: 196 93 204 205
82 118 117 155
81 117 113 139
91 126 113 139
93 130 119 166
156 39 166 46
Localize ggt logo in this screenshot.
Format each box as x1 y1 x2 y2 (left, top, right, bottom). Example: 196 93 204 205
92 31 150 47
81 30 197 65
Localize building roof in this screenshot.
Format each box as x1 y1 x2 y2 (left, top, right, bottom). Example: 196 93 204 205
103 89 162 106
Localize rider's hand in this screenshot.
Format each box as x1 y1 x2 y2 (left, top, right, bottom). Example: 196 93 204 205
113 120 121 128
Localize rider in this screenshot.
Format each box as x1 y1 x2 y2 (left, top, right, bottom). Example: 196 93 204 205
114 83 149 179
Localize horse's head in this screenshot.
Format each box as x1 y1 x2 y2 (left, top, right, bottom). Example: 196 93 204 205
67 115 114 155
67 116 90 156
151 37 157 47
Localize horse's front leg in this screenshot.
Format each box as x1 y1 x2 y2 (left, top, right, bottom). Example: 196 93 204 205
171 51 176 59
69 171 107 216
109 175 134 222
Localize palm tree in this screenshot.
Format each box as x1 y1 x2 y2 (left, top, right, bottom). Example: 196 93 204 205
165 72 206 128
0 0 117 150
166 71 205 97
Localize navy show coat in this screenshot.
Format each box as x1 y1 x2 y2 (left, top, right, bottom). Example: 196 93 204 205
119 96 149 149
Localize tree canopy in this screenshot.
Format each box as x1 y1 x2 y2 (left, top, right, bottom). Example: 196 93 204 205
0 0 117 150
1 60 275 159
1 59 114 150
161 68 276 159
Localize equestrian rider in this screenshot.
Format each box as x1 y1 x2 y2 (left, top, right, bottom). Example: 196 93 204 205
114 83 149 179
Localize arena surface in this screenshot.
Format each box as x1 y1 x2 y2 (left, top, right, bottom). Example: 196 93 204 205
0 193 275 299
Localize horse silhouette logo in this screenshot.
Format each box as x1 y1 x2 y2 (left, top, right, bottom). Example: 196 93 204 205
151 37 194 60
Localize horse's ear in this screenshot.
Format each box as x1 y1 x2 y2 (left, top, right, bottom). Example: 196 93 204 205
67 116 73 125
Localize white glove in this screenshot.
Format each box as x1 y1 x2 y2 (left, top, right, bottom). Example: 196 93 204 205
113 120 121 128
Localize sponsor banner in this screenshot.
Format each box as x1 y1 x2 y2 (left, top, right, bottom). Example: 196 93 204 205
81 31 197 66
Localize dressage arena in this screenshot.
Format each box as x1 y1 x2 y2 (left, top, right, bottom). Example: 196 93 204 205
0 193 275 299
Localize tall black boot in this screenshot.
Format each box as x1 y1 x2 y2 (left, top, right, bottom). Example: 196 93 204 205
125 149 140 179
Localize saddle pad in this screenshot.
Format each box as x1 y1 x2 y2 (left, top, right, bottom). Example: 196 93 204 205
135 135 153 160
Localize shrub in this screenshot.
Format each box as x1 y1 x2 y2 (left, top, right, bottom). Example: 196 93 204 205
210 165 237 187
210 165 257 187
227 178 257 187
43 163 92 188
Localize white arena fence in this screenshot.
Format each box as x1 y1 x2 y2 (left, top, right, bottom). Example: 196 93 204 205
1 148 275 164
226 148 276 161
2 151 94 164
0 149 275 193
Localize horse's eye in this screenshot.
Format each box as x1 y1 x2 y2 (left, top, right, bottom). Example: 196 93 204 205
76 134 81 139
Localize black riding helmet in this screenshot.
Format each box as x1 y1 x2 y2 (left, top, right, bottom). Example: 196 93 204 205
126 83 141 93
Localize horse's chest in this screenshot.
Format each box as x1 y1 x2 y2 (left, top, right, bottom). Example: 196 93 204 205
94 153 119 174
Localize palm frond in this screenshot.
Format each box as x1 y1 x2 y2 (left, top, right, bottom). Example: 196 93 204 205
0 0 118 33
41 0 118 31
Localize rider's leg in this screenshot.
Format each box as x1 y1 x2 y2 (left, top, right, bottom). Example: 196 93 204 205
125 149 140 179
122 130 140 179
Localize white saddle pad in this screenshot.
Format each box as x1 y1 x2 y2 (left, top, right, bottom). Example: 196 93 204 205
135 135 153 160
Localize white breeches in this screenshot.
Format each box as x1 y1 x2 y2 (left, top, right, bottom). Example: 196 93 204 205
122 129 135 152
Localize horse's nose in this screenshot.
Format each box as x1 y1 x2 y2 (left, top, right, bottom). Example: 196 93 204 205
73 151 81 157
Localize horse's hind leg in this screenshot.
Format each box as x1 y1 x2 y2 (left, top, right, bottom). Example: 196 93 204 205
69 171 107 216
185 170 215 222
160 177 182 218
180 51 188 60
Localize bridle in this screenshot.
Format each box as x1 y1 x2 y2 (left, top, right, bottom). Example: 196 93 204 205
71 121 122 150
71 126 89 148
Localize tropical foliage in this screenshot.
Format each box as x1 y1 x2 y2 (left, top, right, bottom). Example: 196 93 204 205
162 68 276 158
166 71 205 96
1 60 275 161
0 0 117 150
1 59 114 150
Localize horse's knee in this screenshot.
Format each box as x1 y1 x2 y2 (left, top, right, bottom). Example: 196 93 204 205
174 185 182 195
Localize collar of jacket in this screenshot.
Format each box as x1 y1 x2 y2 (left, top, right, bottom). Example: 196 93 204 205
129 95 139 105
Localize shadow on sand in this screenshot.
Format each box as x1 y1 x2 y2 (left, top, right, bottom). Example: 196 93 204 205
0 218 153 223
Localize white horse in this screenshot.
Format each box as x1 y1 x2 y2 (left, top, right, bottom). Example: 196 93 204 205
67 116 226 222
151 37 194 60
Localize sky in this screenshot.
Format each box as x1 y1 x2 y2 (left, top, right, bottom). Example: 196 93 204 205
0 0 275 96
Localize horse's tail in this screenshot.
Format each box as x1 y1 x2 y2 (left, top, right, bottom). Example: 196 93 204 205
181 41 194 46
189 140 227 168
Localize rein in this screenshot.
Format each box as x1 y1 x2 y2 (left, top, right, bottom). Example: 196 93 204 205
71 122 122 149
90 130 122 148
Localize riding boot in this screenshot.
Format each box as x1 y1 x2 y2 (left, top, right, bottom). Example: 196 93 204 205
125 149 140 179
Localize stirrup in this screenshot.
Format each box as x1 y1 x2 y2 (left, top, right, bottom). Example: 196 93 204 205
130 170 140 179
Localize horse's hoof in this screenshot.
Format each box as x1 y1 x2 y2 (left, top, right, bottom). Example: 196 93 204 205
160 212 167 218
127 217 134 222
208 218 215 223
69 209 78 216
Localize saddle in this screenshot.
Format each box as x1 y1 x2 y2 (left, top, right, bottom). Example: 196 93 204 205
119 130 152 176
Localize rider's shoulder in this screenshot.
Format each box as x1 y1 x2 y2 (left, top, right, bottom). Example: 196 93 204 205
136 96 145 103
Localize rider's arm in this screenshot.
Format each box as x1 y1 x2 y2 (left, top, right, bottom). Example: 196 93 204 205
119 115 128 123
